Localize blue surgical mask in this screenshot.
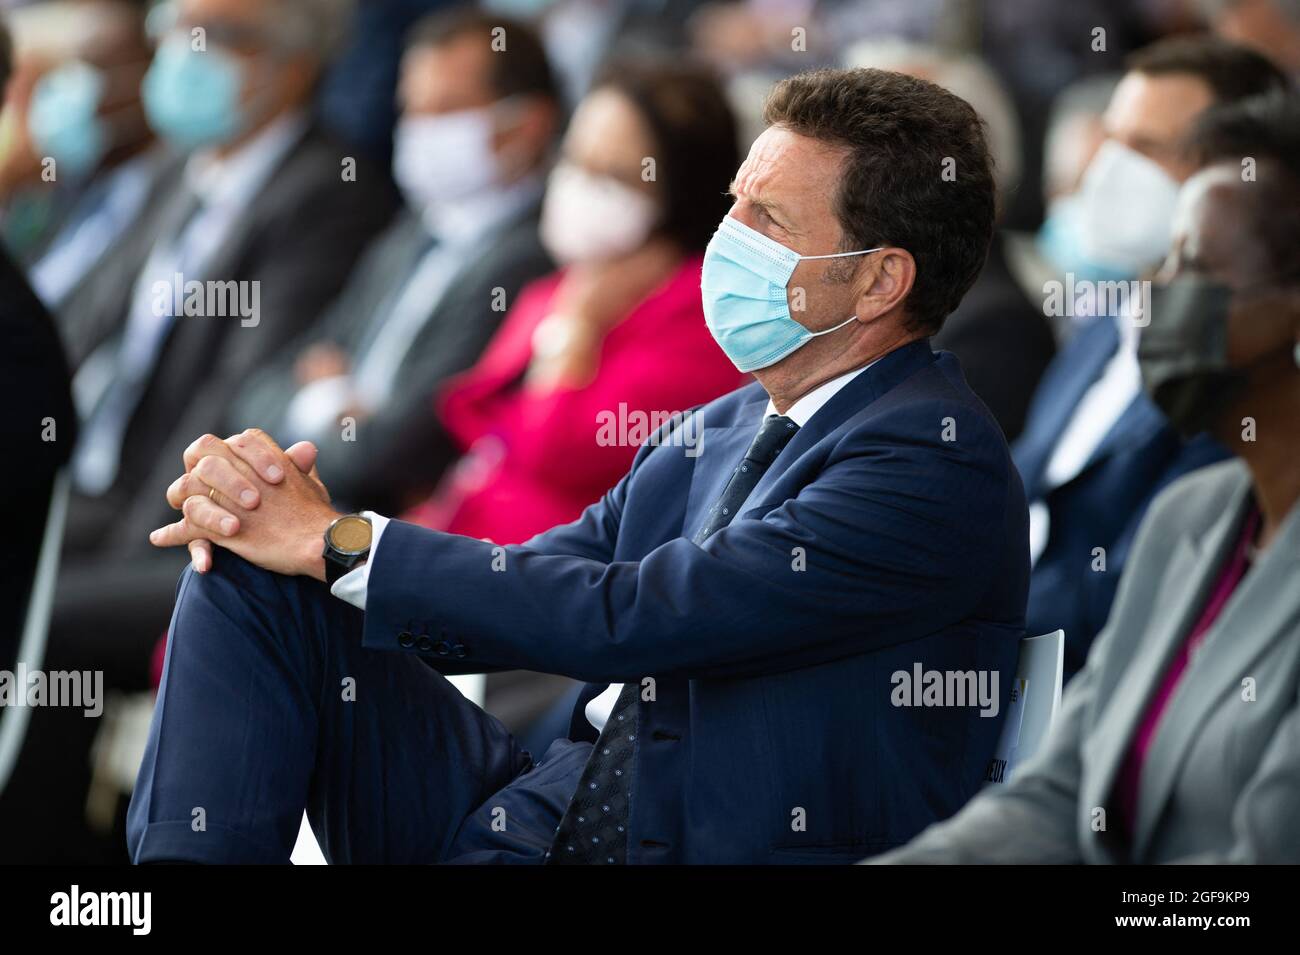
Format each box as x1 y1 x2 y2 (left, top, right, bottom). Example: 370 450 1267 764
28 61 110 179
1036 194 1134 286
142 37 248 150
701 215 881 372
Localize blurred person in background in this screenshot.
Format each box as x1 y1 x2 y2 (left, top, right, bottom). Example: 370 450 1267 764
690 0 1162 229
1204 0 1300 74
61 0 396 555
0 0 397 863
1022 72 1123 330
16 1 170 313
480 0 712 108
1013 36 1287 679
843 39 1054 442
403 58 746 546
0 15 78 676
314 0 454 165
231 8 561 517
876 89 1300 863
0 2 152 253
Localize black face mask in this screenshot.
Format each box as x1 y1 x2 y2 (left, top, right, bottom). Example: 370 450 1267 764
1137 275 1243 438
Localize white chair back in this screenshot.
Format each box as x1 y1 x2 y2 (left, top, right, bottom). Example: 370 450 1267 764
0 471 71 794
985 629 1064 786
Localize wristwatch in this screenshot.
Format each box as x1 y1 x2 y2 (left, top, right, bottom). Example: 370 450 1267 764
322 514 373 585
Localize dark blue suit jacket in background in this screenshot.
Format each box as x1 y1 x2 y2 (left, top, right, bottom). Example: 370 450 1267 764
1013 317 1227 679
365 340 1028 863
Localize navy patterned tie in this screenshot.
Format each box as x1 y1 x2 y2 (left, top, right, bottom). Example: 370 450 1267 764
547 414 800 864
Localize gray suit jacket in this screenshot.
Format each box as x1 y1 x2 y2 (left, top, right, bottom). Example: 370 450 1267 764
67 122 399 556
228 201 553 514
874 459 1300 863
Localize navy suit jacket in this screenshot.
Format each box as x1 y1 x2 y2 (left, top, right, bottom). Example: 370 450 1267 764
363 340 1028 863
1013 317 1227 678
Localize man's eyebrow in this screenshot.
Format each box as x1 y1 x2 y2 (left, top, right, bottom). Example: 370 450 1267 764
727 180 788 220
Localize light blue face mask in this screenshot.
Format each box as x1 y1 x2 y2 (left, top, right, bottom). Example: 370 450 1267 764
28 61 110 179
142 37 249 150
701 215 882 372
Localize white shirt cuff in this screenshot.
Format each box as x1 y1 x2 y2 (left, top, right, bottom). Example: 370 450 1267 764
329 511 389 611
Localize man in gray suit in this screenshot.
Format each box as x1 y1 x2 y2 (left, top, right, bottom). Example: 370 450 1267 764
1 0 396 863
872 90 1300 864
228 9 561 516
62 0 398 555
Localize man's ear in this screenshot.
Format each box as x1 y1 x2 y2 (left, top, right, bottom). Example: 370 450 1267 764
853 248 915 323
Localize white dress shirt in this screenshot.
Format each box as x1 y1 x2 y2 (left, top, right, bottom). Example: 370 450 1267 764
71 113 308 494
282 174 545 440
332 358 881 732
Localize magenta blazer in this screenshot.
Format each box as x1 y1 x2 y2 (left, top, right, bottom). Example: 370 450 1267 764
406 255 746 545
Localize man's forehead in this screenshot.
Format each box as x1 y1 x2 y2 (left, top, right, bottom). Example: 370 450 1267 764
732 126 845 202
1104 71 1212 142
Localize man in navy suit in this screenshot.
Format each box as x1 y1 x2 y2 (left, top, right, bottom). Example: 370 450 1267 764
1014 38 1286 677
129 68 1026 864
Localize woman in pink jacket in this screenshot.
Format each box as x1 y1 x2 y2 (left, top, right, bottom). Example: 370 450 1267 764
405 61 746 544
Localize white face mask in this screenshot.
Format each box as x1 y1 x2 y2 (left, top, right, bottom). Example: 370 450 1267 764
392 105 505 209
539 161 659 266
1076 139 1181 275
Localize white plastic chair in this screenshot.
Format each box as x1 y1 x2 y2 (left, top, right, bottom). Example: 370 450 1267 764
0 472 71 795
985 629 1064 786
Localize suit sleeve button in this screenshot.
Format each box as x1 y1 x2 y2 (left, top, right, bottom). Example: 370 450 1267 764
398 631 414 648
434 640 451 655
416 635 433 652
452 643 467 658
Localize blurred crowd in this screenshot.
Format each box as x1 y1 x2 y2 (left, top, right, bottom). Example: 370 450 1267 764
0 0 1296 863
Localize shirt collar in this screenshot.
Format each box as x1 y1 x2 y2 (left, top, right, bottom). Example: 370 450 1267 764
763 357 881 427
183 111 309 211
419 170 546 246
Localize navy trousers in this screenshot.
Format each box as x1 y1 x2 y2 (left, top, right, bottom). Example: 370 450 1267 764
126 552 591 864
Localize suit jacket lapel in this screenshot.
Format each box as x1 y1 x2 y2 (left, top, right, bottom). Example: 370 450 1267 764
681 394 768 537
192 122 314 286
1075 392 1165 482
1079 469 1252 854
1081 527 1210 841
1131 474 1300 858
742 339 938 508
1014 318 1119 496
682 340 936 539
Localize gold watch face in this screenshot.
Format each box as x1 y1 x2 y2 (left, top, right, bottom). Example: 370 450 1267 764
329 515 372 555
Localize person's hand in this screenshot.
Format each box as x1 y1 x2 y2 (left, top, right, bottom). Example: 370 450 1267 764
294 342 349 385
151 429 338 580
527 238 681 389
552 237 681 332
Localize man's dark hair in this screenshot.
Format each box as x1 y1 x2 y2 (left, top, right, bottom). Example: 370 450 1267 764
0 18 12 92
407 7 557 104
591 58 739 255
764 68 996 334
1186 89 1300 274
1127 35 1290 104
